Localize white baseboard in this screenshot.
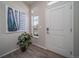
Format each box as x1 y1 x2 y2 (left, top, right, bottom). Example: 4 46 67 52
0 48 19 58
32 43 47 50
73 56 79 58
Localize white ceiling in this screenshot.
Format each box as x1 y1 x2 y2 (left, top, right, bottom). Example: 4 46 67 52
23 1 38 6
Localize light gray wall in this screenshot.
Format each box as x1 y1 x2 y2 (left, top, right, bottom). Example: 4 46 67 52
0 1 29 56
31 2 47 48
73 1 79 57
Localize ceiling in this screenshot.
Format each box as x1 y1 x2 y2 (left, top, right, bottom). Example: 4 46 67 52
23 1 38 6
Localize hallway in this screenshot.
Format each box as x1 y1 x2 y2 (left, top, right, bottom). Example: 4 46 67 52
0 1 79 58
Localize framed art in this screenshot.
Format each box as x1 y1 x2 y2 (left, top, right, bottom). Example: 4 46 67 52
6 6 26 32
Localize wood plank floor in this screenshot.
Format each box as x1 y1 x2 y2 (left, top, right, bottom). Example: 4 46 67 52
2 44 65 58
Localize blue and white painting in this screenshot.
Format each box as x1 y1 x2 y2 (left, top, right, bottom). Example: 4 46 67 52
7 7 26 32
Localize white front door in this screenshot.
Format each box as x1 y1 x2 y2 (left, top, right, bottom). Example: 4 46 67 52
46 2 73 57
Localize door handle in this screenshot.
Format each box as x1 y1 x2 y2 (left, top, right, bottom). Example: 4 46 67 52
46 27 49 34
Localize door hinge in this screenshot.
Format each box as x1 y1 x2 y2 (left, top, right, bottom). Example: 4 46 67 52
70 28 72 32
70 51 72 55
70 5 72 9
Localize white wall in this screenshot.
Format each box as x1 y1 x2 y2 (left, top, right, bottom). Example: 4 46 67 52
31 2 47 48
0 1 29 56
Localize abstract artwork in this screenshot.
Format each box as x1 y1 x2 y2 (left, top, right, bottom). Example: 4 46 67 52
7 7 26 32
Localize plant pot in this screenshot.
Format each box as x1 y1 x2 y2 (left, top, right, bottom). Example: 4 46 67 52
28 42 32 46
20 47 26 52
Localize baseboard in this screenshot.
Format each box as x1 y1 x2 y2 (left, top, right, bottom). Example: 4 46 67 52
0 47 19 58
73 56 79 58
32 43 47 50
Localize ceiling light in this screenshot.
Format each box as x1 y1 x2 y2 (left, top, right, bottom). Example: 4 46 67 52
48 1 58 6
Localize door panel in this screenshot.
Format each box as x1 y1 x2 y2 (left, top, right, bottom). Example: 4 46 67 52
46 3 73 57
49 6 65 50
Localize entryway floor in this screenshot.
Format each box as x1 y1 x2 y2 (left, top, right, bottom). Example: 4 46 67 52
2 44 65 58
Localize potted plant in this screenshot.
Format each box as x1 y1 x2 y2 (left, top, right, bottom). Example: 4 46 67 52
17 32 32 52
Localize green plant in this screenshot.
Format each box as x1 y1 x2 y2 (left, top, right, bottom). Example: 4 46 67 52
17 32 32 52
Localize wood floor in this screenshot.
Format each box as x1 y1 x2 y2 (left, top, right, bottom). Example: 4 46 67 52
2 44 65 58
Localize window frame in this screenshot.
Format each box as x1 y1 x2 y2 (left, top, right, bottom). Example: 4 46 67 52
31 15 39 38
